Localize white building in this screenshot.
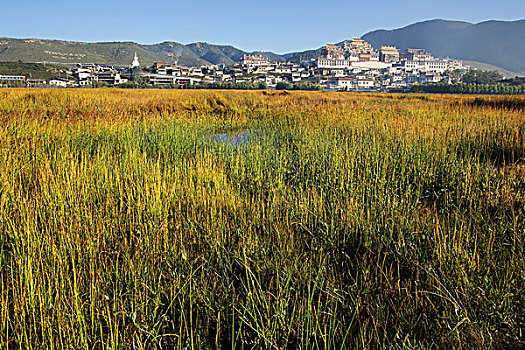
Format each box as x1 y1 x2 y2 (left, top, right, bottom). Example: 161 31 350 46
49 79 68 87
351 61 392 70
149 75 176 85
73 68 92 80
26 79 47 86
241 55 269 67
257 75 283 87
317 57 351 69
336 78 356 89
0 75 25 82
357 78 375 89
423 60 448 73
403 60 421 70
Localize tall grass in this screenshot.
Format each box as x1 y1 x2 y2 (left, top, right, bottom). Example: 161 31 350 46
0 89 524 348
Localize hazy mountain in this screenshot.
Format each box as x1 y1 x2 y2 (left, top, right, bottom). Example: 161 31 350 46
0 37 281 67
361 19 525 74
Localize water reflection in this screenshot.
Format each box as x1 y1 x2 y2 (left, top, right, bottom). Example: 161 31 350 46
212 130 252 147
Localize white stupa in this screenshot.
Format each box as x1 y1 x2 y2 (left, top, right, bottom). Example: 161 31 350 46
131 53 140 68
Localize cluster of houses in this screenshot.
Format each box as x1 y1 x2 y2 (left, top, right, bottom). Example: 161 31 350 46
145 56 311 88
315 38 465 90
0 75 73 87
0 38 467 91
133 41 465 91
0 66 129 88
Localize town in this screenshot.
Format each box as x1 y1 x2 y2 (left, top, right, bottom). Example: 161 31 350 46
0 38 472 91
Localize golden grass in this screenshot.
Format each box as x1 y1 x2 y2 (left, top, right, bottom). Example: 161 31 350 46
0 88 524 349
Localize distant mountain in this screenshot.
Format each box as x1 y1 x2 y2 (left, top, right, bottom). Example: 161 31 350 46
361 19 525 75
0 38 282 67
186 42 244 65
283 48 323 63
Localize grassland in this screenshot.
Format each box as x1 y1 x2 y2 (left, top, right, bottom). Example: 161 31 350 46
0 89 524 349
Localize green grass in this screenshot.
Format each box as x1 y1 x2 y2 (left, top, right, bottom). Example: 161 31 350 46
0 89 524 349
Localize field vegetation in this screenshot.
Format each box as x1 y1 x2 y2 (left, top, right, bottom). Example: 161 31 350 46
412 82 525 95
0 89 524 349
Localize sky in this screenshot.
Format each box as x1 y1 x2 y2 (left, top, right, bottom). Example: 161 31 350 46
0 0 524 53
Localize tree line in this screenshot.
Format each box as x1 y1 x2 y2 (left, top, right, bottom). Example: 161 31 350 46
411 83 525 95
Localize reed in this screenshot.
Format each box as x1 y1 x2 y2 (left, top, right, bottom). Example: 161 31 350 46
0 88 523 348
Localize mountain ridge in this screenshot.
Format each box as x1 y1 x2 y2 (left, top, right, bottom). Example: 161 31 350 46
0 18 524 74
361 19 525 74
0 37 283 67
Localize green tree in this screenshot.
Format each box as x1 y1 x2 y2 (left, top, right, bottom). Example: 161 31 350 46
129 67 140 82
276 81 293 90
462 69 503 84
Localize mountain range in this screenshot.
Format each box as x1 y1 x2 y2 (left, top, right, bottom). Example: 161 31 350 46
361 19 525 75
0 19 523 75
0 38 285 68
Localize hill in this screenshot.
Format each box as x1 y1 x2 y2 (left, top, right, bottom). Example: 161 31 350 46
0 38 282 67
0 62 67 80
461 60 519 78
186 42 244 66
361 19 525 75
185 43 285 65
282 48 323 63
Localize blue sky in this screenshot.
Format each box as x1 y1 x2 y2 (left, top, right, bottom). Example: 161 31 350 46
1 0 524 53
